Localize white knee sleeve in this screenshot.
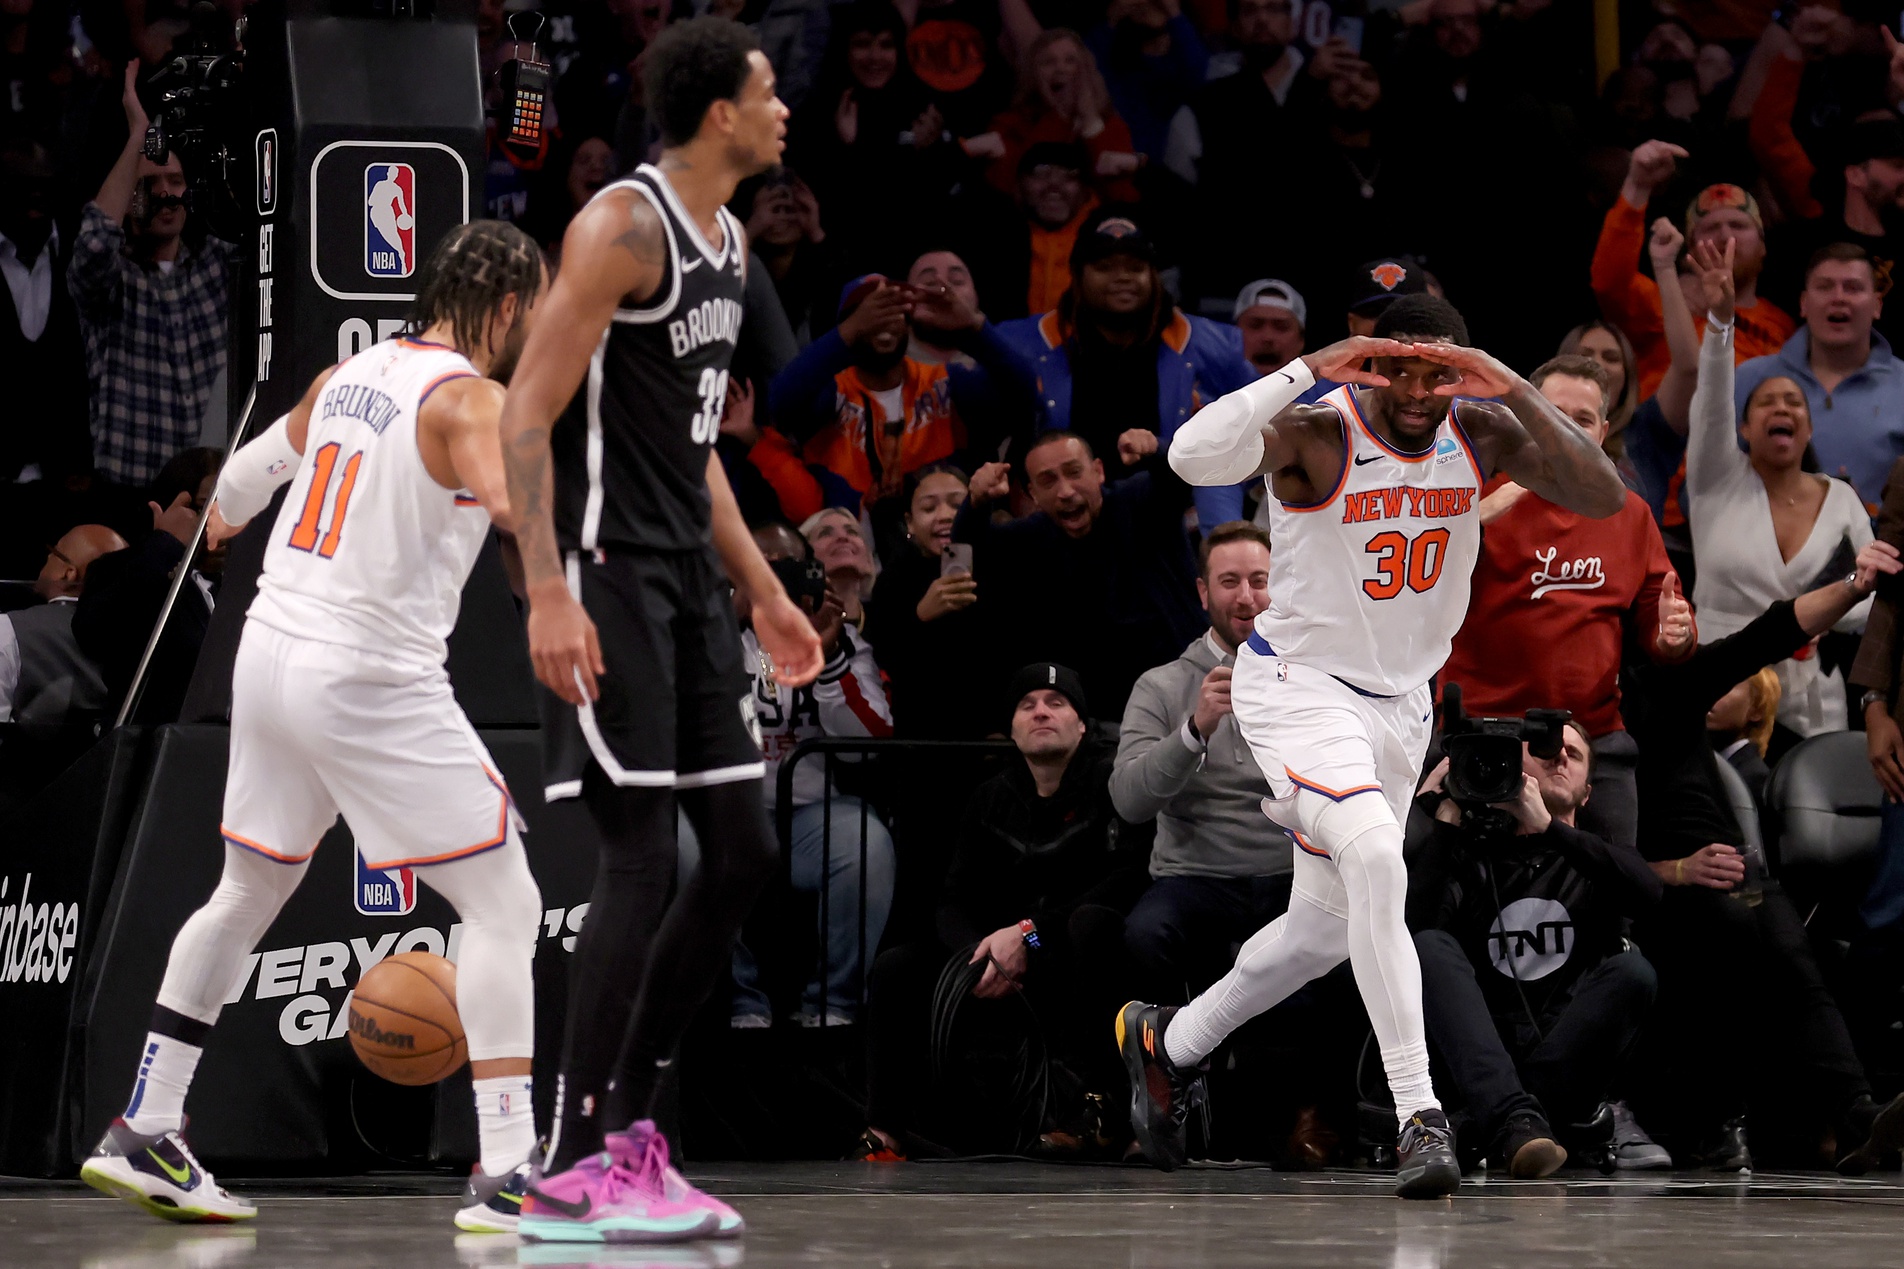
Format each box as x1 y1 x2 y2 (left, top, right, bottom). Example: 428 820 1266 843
1325 808 1437 1122
419 831 541 1062
157 844 310 1025
1164 892 1350 1069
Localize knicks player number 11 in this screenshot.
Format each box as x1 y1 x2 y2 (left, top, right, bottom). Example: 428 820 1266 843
690 368 731 445
288 442 364 558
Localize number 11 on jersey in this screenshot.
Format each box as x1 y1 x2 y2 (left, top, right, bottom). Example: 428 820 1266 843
288 441 365 558
689 368 730 445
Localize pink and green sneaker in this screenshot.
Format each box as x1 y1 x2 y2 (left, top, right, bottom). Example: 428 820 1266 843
606 1122 745 1238
519 1148 717 1244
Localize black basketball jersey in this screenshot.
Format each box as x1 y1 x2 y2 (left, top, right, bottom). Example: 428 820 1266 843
553 165 747 553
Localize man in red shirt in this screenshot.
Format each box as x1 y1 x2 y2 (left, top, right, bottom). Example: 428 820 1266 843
1440 354 1696 848
1590 143 1796 398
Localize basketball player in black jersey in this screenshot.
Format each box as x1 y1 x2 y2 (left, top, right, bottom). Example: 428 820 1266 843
497 18 822 1242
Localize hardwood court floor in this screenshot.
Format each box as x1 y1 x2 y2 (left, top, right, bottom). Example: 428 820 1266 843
4 1161 1902 1268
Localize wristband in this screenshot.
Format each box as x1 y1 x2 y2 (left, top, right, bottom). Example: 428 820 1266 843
1674 858 1684 885
1018 918 1041 951
213 414 302 525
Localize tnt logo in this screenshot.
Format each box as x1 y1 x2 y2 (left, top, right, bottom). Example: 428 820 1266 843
354 853 417 917
364 163 416 279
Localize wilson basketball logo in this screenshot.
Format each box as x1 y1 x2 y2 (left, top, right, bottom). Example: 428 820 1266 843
364 162 417 279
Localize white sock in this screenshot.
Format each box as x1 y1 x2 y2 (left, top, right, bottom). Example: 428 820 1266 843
122 1032 203 1136
473 1075 535 1177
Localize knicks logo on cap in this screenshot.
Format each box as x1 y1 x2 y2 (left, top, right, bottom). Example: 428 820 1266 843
364 162 417 279
354 852 418 917
1096 217 1141 239
1370 261 1408 291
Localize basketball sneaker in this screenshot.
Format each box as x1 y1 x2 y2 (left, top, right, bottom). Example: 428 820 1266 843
519 1149 717 1244
606 1122 744 1238
1116 1001 1199 1171
454 1157 537 1233
1395 1108 1461 1199
79 1119 257 1223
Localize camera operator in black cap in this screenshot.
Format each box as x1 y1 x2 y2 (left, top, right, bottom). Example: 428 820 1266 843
1408 714 1662 1177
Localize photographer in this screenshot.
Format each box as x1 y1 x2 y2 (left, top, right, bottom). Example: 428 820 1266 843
1629 543 1904 1172
68 64 233 488
1409 721 1662 1178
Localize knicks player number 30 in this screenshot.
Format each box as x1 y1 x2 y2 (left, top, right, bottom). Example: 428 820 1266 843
288 442 364 557
689 368 731 445
1363 527 1450 601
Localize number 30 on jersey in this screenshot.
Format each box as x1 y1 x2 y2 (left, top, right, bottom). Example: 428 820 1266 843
689 368 731 445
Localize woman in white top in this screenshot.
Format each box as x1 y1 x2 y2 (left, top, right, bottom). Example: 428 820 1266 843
1684 236 1872 737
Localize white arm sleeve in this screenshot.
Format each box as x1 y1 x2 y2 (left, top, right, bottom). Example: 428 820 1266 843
1167 358 1316 488
1683 320 1743 503
213 415 303 526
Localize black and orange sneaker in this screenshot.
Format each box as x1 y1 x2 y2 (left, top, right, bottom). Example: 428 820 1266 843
1116 1001 1196 1171
1396 1108 1461 1199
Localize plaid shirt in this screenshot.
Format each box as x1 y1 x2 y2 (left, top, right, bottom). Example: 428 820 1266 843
67 203 232 486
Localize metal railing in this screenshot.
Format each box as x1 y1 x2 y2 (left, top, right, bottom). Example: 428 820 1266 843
115 376 262 729
773 737 1014 1024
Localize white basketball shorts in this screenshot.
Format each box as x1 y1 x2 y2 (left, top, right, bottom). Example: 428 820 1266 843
1232 638 1432 915
221 620 523 870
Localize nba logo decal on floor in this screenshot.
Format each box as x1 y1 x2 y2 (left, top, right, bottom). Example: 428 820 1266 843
363 162 415 278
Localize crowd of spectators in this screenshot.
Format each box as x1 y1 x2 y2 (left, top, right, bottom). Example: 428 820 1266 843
10 0 1904 1176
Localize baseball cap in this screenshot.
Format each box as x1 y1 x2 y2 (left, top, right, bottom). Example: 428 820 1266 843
1071 210 1157 271
1233 278 1308 328
1006 661 1090 723
1347 256 1430 314
1845 117 1904 167
1684 183 1762 237
837 273 889 320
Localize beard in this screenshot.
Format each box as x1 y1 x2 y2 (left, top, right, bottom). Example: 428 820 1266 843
853 342 907 377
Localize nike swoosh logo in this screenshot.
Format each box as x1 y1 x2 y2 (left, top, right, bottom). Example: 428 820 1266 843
147 1148 194 1186
528 1189 591 1220
681 258 702 273
1353 454 1382 466
1278 371 1294 384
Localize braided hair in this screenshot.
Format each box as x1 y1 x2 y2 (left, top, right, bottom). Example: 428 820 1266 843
404 219 546 358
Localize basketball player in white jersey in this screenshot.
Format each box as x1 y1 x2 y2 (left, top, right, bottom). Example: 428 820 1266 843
79 221 551 1233
1118 294 1626 1196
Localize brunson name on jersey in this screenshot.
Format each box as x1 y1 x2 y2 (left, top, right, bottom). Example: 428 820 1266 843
1341 486 1475 524
668 297 744 359
319 382 400 435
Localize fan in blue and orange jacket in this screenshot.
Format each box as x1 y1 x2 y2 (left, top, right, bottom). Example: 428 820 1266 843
756 270 1039 530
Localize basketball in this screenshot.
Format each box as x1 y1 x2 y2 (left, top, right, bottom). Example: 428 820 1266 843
395 212 414 231
346 952 466 1086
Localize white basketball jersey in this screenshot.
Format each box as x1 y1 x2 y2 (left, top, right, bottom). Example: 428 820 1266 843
1253 384 1483 696
248 338 491 669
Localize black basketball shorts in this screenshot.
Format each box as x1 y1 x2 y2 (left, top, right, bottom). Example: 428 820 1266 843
540 547 763 801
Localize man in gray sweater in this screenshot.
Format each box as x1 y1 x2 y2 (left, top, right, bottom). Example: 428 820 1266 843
1113 522 1290 1001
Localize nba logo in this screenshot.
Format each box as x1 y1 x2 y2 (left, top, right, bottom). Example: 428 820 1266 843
364 162 416 279
255 129 277 216
354 852 418 917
